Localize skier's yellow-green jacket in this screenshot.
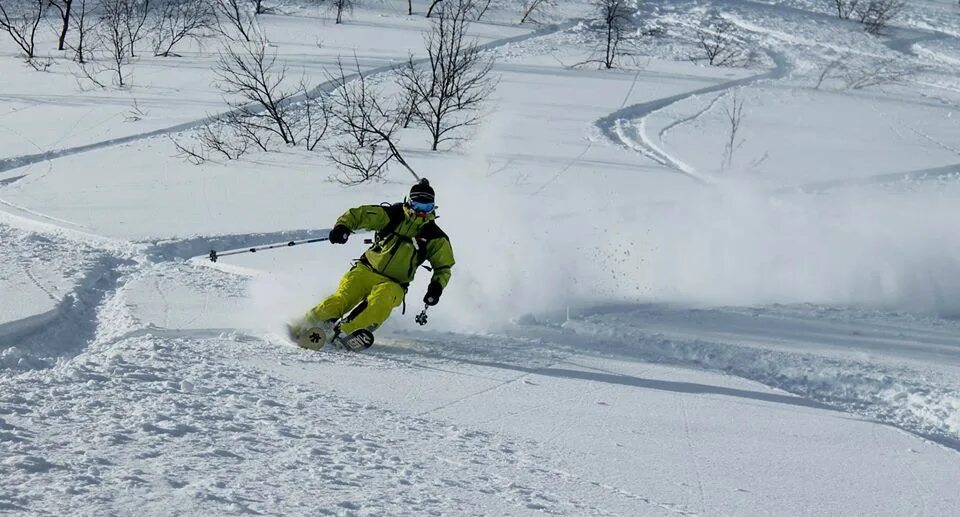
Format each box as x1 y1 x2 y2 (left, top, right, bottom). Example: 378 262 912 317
336 203 454 289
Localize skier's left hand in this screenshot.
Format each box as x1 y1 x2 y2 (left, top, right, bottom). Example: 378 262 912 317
424 282 443 306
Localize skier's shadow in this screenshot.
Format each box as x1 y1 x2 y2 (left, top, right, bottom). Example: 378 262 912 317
375 343 834 412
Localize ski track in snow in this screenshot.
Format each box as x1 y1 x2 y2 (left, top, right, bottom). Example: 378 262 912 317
0 20 578 179
553 314 960 452
594 46 790 182
593 0 960 189
3 3 960 513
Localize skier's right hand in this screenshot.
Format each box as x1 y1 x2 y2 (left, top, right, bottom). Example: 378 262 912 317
329 225 351 244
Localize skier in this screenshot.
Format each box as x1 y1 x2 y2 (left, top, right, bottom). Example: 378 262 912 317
290 179 454 351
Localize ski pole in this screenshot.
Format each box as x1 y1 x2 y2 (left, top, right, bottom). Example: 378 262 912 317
415 305 429 326
209 237 330 262
209 237 376 262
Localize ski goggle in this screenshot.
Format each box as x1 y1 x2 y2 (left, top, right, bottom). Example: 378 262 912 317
408 200 435 214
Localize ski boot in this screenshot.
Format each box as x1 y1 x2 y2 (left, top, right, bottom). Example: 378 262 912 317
289 319 337 350
332 329 375 352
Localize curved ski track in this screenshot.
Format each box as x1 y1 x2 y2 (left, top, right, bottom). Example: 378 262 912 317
0 20 578 177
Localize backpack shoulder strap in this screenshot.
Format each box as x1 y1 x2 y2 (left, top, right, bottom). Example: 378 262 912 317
377 202 406 238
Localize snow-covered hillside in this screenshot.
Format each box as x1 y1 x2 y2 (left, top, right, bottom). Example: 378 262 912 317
2 0 959 514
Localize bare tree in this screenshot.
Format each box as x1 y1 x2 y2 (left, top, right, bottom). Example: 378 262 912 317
722 90 745 170
173 117 251 163
99 0 134 86
426 0 443 17
326 58 417 184
844 58 916 89
121 0 152 57
832 0 861 19
214 0 254 41
68 0 94 62
594 0 633 69
328 0 354 24
152 0 213 57
397 0 497 150
832 0 904 34
473 0 493 21
696 15 744 67
300 81 329 151
214 39 299 146
252 0 265 15
815 55 917 90
49 0 73 51
520 0 553 24
0 0 44 59
856 0 904 35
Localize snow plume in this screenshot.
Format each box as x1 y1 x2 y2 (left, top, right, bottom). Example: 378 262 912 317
600 177 960 317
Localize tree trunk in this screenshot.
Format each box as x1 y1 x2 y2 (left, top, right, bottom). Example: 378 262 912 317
57 0 73 51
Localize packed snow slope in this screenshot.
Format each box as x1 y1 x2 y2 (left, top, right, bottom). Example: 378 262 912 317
2 0 960 515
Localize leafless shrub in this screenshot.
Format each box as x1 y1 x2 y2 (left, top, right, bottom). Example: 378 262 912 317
397 0 497 150
594 0 635 69
844 58 916 89
328 0 354 24
473 0 493 21
122 0 152 57
814 58 844 89
214 39 298 145
832 0 861 19
173 117 252 163
67 0 95 63
326 58 417 184
214 0 255 42
301 85 329 151
152 0 214 57
520 0 554 24
98 0 134 86
722 90 745 170
831 0 904 35
696 15 745 67
426 0 443 17
0 0 44 59
813 55 916 90
856 0 904 35
175 38 332 162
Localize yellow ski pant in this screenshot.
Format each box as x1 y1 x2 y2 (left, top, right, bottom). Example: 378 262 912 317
306 263 405 334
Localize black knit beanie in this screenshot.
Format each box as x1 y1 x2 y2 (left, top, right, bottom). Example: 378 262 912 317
409 178 435 203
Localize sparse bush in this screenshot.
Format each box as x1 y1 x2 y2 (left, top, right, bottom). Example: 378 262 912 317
214 0 256 41
214 39 298 146
397 0 497 150
856 0 904 35
0 0 44 59
326 59 415 184
594 0 635 69
328 0 355 24
830 0 904 35
98 0 135 86
152 0 214 57
520 0 554 24
696 15 745 67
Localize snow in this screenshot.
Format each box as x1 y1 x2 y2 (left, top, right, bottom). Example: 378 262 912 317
3 0 960 514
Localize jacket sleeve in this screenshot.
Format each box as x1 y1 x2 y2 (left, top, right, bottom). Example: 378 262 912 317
336 205 391 232
425 237 455 288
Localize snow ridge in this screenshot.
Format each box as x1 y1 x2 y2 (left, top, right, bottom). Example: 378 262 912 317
561 315 960 451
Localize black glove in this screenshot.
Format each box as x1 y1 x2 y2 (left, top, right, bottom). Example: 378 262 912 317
424 281 443 306
329 225 350 244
